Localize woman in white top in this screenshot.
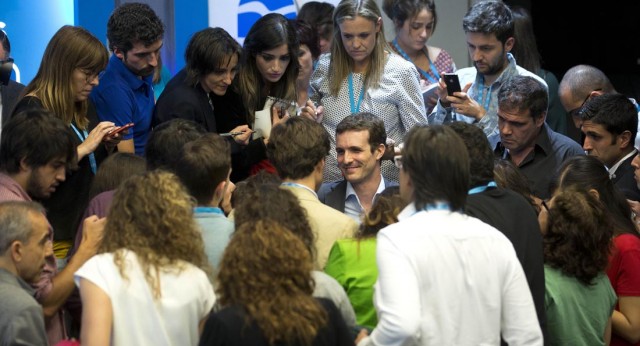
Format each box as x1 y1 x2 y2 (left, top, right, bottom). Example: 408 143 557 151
303 0 427 182
75 171 215 346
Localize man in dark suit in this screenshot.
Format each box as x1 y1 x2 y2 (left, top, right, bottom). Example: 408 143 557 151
0 30 25 126
580 93 640 201
317 113 398 222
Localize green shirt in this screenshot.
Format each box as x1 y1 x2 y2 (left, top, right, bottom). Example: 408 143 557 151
545 266 617 346
325 238 378 329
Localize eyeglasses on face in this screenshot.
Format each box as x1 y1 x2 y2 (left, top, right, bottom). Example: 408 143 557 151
568 89 602 118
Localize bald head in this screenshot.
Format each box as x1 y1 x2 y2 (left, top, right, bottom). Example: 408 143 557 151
559 65 615 106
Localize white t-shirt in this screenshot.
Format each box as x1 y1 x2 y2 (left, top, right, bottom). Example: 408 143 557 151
75 250 215 346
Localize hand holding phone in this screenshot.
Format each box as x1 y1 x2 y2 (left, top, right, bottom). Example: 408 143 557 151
108 122 134 136
443 73 462 96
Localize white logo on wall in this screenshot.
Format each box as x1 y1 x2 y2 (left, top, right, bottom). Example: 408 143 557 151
209 0 301 44
0 22 21 83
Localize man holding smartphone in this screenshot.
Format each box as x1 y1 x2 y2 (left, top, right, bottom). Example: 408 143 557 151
429 1 546 149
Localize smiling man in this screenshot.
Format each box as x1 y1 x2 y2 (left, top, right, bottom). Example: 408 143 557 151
494 76 583 199
429 1 546 149
580 93 640 200
91 2 164 155
318 113 398 222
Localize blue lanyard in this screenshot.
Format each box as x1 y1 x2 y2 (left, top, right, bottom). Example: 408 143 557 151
70 123 97 174
468 181 497 195
474 76 492 110
193 207 224 215
392 39 440 84
348 73 365 113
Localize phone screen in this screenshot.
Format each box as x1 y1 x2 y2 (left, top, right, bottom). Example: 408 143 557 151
444 74 461 96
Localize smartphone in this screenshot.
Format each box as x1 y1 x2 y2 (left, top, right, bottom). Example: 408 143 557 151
108 122 134 136
443 73 462 96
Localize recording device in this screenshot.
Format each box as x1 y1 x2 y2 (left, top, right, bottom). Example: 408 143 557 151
443 73 461 96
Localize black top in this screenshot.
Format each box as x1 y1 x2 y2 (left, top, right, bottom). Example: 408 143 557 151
465 186 547 343
12 96 108 241
1 80 25 125
199 298 353 346
495 124 584 199
612 151 640 201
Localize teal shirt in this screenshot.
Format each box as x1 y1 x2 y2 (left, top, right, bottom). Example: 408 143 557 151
545 266 617 346
325 238 378 329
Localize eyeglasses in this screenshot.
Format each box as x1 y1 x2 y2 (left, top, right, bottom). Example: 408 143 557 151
393 155 402 169
568 89 602 118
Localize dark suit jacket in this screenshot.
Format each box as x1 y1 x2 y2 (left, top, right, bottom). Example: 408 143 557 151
317 178 399 213
1 80 25 124
613 151 640 201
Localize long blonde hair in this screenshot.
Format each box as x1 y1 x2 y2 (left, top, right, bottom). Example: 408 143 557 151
329 0 389 95
23 25 108 129
99 171 211 298
236 13 299 123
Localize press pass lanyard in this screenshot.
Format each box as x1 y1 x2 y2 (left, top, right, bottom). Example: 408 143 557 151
348 73 365 113
475 76 493 110
70 123 97 174
468 181 497 195
392 38 440 84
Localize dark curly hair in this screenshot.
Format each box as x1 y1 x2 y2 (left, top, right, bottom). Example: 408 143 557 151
232 176 315 261
107 2 164 53
217 220 327 345
543 189 613 285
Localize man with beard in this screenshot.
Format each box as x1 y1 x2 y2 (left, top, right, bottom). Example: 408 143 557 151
90 2 164 155
0 110 106 343
429 0 546 149
318 113 398 222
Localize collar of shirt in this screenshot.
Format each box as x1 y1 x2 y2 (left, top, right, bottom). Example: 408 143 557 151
108 55 153 91
609 149 637 179
397 202 417 221
344 175 386 222
281 182 318 199
497 123 553 164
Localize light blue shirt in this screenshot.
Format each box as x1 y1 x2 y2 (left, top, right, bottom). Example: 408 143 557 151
194 207 234 270
344 175 386 223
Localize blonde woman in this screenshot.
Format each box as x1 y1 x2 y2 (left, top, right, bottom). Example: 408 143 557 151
75 171 215 345
304 0 427 182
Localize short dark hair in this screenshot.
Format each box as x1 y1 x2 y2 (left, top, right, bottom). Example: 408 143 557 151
382 0 438 33
290 19 320 60
498 75 548 120
447 122 493 187
174 133 231 205
89 152 146 200
402 125 469 211
0 109 77 174
185 27 241 87
580 93 638 145
267 117 330 180
336 112 386 154
145 119 206 171
462 0 514 44
107 2 164 53
297 1 335 40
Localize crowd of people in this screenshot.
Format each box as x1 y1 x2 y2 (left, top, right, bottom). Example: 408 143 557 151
0 0 639 345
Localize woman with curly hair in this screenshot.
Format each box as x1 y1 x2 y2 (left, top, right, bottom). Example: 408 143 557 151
540 187 616 345
75 171 215 345
200 220 352 345
231 176 357 330
325 186 405 329
551 155 640 346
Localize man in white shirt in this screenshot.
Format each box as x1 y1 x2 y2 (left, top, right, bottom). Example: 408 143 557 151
356 125 542 346
317 113 398 222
